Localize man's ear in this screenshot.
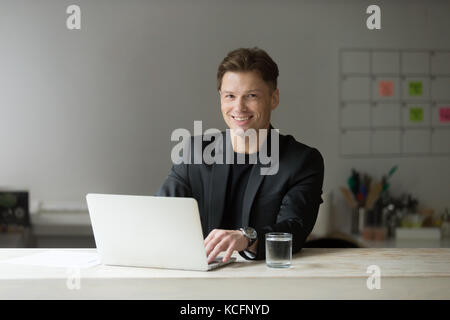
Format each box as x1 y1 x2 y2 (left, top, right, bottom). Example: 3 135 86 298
271 88 279 111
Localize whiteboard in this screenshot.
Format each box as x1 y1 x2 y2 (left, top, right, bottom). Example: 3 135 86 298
402 52 430 74
372 51 400 74
402 129 431 154
340 49 450 157
372 103 401 127
372 130 401 155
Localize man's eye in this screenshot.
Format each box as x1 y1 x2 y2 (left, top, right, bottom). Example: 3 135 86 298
248 94 257 98
225 94 234 98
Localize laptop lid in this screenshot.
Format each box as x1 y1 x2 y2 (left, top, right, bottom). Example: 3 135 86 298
86 193 211 271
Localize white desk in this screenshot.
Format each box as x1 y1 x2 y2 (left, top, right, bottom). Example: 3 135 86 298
1 248 449 299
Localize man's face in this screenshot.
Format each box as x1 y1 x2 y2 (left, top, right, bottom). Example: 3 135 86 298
220 71 279 132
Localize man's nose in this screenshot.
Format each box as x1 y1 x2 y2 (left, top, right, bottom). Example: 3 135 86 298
235 96 248 112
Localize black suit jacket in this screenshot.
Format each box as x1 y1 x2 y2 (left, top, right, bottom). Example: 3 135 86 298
156 126 325 260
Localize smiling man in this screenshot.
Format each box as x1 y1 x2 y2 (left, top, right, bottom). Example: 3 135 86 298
157 47 324 263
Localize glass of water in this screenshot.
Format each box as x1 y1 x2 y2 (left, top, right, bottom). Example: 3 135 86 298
265 232 292 268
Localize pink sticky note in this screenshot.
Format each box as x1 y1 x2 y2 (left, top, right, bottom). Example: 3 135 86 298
439 107 450 122
379 81 394 97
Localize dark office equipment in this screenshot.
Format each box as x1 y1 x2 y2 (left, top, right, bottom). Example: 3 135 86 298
304 238 360 248
0 191 30 229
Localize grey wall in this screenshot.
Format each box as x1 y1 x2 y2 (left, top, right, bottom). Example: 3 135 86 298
1 0 449 233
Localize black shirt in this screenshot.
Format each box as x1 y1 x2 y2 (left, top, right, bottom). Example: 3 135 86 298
219 130 272 230
220 152 255 230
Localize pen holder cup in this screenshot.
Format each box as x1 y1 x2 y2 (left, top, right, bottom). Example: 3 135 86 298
362 227 387 241
351 206 367 235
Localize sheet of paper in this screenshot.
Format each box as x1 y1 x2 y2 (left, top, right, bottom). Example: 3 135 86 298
409 107 424 122
439 107 450 122
1 250 100 268
378 80 394 97
408 81 423 96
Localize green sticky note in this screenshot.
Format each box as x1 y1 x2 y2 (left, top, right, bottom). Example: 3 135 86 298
409 107 424 122
409 81 423 96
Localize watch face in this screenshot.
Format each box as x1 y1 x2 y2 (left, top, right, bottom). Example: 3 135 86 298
245 227 257 239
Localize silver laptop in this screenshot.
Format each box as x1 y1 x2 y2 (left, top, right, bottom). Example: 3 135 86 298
86 193 236 271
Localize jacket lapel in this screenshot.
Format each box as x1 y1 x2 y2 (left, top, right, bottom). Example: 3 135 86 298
208 131 231 231
241 163 266 227
208 162 230 231
241 125 278 227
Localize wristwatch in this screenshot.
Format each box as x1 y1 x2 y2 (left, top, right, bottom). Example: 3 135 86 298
239 227 257 248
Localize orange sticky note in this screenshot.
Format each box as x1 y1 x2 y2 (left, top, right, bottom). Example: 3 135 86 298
378 81 394 97
440 107 450 122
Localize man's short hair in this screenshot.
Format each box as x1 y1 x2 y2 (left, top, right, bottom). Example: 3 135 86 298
216 47 279 92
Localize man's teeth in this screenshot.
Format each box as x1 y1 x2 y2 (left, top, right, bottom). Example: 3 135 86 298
233 116 250 121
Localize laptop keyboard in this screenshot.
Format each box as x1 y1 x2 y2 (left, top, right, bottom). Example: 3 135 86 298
207 257 237 270
208 257 223 265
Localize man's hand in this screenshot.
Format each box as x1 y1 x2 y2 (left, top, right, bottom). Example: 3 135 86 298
204 229 249 263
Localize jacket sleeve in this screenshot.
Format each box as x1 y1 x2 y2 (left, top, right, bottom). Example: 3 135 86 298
250 147 325 261
155 163 193 198
156 135 195 197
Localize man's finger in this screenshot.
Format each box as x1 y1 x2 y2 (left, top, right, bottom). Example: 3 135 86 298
204 229 217 245
222 244 235 263
207 239 228 263
205 235 222 257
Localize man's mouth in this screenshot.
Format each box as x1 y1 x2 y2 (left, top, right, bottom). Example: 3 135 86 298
231 115 253 121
